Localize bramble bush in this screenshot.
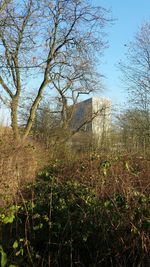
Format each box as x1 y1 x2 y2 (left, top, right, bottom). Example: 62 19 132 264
0 163 150 267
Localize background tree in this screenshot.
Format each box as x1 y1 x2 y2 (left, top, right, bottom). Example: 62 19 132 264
0 0 111 140
49 53 102 129
118 108 150 154
119 21 150 153
32 101 61 147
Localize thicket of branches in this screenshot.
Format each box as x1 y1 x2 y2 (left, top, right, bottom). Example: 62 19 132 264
117 22 150 155
0 0 111 140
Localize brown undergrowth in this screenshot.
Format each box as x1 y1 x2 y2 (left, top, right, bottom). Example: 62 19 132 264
0 132 150 266
1 124 149 206
45 152 150 198
0 126 50 206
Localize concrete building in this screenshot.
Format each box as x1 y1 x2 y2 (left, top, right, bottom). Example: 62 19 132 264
70 97 111 145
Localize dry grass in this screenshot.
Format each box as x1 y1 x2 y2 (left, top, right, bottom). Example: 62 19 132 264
1 122 149 207
0 126 149 266
46 152 150 199
0 126 38 206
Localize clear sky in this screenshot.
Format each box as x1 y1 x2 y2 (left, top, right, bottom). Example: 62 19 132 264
94 0 150 106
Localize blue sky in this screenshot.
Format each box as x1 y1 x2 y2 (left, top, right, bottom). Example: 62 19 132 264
93 0 150 106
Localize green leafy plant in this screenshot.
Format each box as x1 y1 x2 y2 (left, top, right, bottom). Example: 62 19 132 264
0 245 7 267
1 157 150 266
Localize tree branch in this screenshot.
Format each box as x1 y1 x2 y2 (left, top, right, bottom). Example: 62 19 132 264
0 76 13 98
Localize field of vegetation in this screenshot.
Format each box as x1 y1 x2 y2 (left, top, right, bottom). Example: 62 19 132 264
0 128 150 267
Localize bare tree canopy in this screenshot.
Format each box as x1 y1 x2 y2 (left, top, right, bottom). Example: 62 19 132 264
0 0 111 140
119 21 150 110
49 52 102 129
119 21 150 153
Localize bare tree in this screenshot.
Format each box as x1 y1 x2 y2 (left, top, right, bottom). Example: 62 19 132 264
118 108 150 154
119 21 150 152
0 0 111 140
120 22 150 108
49 52 102 129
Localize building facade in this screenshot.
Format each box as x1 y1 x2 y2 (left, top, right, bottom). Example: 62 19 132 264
71 97 111 145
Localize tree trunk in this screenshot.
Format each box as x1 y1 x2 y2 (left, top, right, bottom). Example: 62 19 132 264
11 98 20 140
22 80 48 140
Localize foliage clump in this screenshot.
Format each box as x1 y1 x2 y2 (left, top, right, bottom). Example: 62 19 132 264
0 162 150 266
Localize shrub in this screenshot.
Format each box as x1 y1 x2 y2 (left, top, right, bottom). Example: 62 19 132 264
0 169 150 267
0 128 37 206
